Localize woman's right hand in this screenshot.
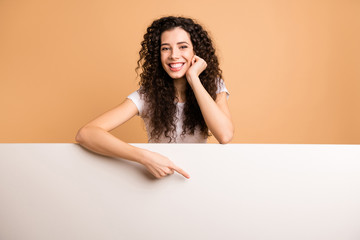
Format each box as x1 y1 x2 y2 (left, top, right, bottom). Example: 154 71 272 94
141 150 190 179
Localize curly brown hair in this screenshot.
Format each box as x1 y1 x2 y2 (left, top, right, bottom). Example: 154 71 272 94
136 16 223 142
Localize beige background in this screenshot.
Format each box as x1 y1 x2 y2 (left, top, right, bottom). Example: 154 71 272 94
1 0 359 144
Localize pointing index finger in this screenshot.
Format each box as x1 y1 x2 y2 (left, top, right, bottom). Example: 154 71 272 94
172 165 190 179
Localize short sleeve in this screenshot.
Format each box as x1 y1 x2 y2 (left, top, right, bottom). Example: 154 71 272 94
216 79 230 99
127 90 144 116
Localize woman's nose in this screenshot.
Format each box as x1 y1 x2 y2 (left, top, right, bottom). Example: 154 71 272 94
170 48 180 59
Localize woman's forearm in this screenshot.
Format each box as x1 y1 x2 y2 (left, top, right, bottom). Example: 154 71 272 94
188 76 234 144
75 126 147 164
75 126 190 178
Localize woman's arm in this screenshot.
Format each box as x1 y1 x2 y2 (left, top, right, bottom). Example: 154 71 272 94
186 56 234 144
75 99 190 179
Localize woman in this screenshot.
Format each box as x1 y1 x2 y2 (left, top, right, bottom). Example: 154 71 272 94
75 16 234 179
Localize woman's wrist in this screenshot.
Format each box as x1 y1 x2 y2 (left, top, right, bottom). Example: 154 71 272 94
188 76 203 91
186 74 201 86
135 148 151 166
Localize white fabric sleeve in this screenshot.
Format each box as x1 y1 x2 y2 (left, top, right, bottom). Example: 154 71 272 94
126 90 144 116
216 79 230 99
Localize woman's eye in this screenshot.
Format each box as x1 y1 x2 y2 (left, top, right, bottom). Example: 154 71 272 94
161 47 169 51
180 46 188 49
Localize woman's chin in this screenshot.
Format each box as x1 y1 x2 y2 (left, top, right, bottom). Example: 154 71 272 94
167 72 186 80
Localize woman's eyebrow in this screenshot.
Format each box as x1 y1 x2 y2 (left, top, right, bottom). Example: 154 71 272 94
160 41 190 46
177 41 190 45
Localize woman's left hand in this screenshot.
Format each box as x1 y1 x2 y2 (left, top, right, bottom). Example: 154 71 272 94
186 55 207 81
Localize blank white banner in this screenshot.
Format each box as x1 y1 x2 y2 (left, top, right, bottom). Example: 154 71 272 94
0 143 359 240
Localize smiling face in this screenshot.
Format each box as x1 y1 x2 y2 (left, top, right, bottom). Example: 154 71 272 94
160 27 194 80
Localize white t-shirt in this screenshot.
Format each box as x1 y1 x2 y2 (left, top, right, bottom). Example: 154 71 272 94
127 80 229 143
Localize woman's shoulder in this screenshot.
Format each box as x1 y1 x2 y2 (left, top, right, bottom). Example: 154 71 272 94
127 89 142 99
126 89 146 116
216 79 230 98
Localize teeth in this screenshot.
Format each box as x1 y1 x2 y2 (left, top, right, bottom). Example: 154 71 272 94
169 63 184 68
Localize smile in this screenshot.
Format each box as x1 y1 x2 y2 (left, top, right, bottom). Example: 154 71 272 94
168 63 185 72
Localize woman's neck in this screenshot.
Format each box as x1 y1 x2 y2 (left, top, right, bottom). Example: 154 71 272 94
173 77 187 103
